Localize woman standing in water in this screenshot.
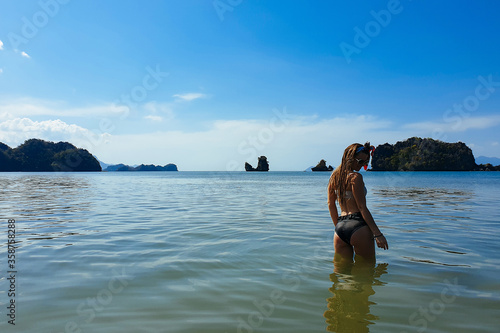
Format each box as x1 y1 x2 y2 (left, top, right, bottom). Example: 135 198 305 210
328 142 388 261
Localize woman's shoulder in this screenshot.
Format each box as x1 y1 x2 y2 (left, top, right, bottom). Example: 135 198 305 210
348 172 364 184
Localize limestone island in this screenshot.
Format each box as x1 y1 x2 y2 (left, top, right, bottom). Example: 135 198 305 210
104 163 178 171
245 156 269 172
0 139 101 172
371 137 499 171
311 159 334 171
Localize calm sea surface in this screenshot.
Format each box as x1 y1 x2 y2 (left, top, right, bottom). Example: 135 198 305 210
0 171 499 333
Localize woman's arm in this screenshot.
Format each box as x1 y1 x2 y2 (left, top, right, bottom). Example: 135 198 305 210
327 182 338 226
351 173 389 250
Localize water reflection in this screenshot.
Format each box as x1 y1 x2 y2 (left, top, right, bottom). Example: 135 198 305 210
373 187 472 206
324 259 388 332
0 174 93 247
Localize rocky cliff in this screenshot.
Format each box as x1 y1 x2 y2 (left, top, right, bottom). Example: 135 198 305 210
245 156 269 171
371 137 477 171
311 159 334 171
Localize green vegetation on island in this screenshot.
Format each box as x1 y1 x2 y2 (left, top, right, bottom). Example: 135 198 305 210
371 137 484 171
0 139 101 172
104 163 178 171
2 137 498 173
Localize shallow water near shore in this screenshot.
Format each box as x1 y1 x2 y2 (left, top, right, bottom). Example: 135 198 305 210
0 171 499 332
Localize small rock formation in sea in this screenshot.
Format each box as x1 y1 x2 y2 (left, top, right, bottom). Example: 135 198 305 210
475 163 500 171
311 159 334 171
245 156 269 171
475 156 500 166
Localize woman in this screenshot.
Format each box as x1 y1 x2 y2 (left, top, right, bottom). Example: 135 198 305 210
328 142 388 261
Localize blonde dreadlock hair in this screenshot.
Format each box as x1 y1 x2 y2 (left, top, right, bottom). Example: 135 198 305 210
328 142 371 208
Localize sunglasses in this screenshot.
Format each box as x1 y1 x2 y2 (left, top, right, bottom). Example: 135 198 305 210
355 158 369 166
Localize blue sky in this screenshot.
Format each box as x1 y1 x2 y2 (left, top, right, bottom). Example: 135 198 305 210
1 0 500 170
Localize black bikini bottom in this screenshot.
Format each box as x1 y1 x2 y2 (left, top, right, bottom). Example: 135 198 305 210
335 212 367 246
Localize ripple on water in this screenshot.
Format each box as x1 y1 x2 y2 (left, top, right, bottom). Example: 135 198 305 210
1 172 499 332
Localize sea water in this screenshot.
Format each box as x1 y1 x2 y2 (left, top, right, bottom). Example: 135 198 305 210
0 171 499 332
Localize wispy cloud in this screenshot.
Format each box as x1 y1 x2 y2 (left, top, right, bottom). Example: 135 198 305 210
404 114 500 133
0 112 401 169
0 98 179 121
144 115 163 122
142 101 174 123
0 112 14 122
92 114 406 170
94 111 500 169
0 99 129 118
0 117 111 150
21 51 30 58
173 93 208 102
0 40 4 50
4 110 499 170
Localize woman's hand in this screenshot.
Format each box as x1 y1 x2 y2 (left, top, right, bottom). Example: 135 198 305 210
375 235 389 250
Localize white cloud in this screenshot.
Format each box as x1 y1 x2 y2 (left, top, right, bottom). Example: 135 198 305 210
0 99 178 124
0 112 14 121
92 113 406 170
144 115 163 122
0 68 3 74
0 117 111 151
143 101 174 119
404 114 500 133
96 112 498 170
173 93 208 102
21 51 30 58
0 40 3 50
0 99 129 118
3 107 498 170
141 102 174 123
68 104 129 117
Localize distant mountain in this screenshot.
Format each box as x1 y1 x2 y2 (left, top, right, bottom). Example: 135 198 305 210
0 139 101 172
95 157 110 170
103 163 128 171
475 156 500 166
104 163 178 171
